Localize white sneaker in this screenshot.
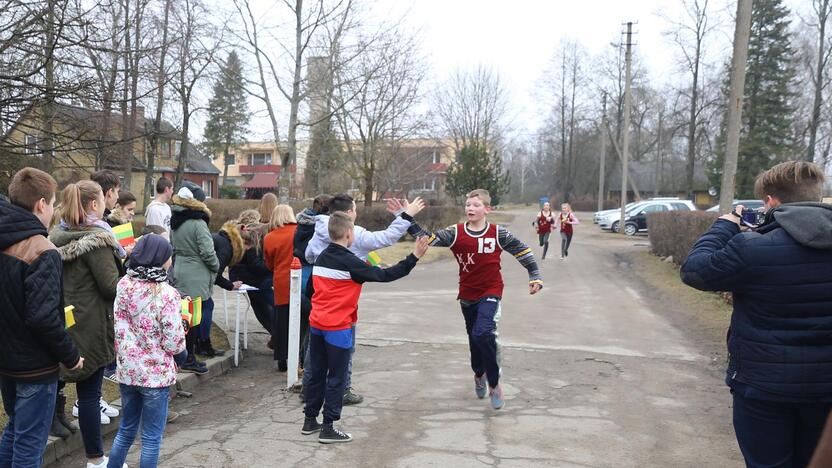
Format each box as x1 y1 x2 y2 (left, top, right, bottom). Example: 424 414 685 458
72 401 111 424
85 456 127 468
100 399 119 418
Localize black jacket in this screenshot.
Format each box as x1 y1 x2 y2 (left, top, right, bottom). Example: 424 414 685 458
212 221 245 291
294 208 317 266
0 200 80 382
681 203 832 400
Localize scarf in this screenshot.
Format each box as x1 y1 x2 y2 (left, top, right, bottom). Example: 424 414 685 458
127 266 169 283
60 214 127 258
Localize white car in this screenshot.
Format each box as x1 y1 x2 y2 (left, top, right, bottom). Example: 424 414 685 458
599 200 698 233
594 202 638 223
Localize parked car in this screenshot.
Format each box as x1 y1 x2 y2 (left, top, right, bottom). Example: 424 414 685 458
598 202 650 231
705 199 764 213
594 202 638 224
600 200 697 235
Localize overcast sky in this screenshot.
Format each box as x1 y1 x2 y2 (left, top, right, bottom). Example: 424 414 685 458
225 0 809 141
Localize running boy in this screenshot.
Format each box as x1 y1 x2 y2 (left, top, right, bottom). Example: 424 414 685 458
406 189 543 410
303 212 429 443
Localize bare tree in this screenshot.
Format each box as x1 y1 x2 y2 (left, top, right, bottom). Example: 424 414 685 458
171 0 215 188
806 0 832 162
433 65 507 151
332 31 425 206
663 0 716 199
143 0 173 207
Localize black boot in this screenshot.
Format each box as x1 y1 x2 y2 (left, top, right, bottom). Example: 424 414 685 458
55 393 78 434
197 339 225 358
277 360 288 372
301 416 322 435
49 393 72 439
318 423 352 444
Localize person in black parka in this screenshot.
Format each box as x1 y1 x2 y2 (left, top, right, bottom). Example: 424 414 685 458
681 161 832 468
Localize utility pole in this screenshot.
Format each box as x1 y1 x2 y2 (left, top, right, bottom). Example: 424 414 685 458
619 21 634 234
597 93 607 212
719 0 753 213
655 107 663 197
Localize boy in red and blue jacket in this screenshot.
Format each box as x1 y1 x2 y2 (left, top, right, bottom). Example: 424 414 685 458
302 212 429 444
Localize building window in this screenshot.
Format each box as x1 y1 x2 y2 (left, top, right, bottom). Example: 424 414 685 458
25 135 40 156
174 140 182 159
224 153 236 166
432 149 440 164
418 177 435 191
160 140 170 158
248 153 272 166
202 180 213 198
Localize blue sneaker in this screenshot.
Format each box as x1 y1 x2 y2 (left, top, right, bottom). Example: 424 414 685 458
489 385 504 410
474 374 487 399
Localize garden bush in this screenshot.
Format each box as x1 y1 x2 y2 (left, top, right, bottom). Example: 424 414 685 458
356 204 461 233
648 211 718 265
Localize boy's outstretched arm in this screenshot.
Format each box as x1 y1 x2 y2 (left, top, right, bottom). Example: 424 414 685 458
352 198 426 253
406 220 456 247
497 226 544 294
348 237 430 283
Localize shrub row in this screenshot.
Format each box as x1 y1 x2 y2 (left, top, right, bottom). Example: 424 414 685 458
356 205 461 233
647 211 718 265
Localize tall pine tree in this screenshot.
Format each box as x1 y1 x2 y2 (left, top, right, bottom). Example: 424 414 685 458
446 144 511 205
204 51 249 186
710 0 798 198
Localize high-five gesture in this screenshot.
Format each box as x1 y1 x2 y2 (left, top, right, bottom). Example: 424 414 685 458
386 198 404 214
403 197 426 218
413 236 430 258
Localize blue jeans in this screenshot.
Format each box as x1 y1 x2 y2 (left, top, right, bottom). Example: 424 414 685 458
77 366 105 458
0 378 57 468
107 385 169 468
732 393 831 468
197 298 215 341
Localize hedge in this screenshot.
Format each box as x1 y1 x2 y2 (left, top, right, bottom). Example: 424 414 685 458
647 211 718 265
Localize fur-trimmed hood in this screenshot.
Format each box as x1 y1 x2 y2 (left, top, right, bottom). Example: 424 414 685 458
220 220 245 266
106 208 130 227
296 208 317 226
170 195 211 231
50 228 121 262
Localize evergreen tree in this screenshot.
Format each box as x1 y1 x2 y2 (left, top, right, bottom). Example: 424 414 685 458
204 51 249 186
710 0 798 198
446 144 511 205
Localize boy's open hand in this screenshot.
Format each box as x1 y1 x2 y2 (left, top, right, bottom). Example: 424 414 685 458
529 281 543 295
403 197 426 217
69 356 84 371
413 236 430 258
387 198 404 214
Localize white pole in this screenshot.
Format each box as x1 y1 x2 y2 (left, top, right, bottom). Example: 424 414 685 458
287 257 302 388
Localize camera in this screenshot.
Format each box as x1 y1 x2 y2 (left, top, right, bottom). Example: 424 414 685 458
739 209 765 228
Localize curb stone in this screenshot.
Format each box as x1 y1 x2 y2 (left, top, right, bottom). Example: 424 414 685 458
41 352 235 467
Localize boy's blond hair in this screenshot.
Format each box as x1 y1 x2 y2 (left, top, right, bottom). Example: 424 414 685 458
328 211 354 241
753 161 825 203
466 189 491 206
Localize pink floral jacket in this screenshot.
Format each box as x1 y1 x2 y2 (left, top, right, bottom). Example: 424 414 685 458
114 276 186 388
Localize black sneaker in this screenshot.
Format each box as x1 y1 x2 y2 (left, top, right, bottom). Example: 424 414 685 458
180 361 208 375
343 388 363 405
318 423 352 444
277 360 288 372
301 417 322 435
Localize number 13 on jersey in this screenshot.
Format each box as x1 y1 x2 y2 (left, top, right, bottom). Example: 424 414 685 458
478 237 496 254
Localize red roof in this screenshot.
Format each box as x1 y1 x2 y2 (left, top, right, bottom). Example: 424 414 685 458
241 173 279 188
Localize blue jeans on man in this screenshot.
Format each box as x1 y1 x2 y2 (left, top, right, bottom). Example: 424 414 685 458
107 385 170 468
0 377 57 468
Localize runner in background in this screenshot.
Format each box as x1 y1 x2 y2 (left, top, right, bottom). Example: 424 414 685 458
533 202 555 260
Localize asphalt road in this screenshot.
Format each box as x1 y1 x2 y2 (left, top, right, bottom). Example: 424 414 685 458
61 208 742 467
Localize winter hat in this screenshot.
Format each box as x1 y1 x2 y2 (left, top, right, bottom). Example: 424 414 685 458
179 181 206 202
129 233 173 269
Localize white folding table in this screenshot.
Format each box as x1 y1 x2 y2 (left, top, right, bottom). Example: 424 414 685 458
231 286 257 367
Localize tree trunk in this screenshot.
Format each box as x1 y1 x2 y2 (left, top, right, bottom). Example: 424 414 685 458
143 0 172 209
281 0 305 200
719 0 753 213
808 0 830 163
222 142 230 185
42 0 56 173
685 43 701 199
655 109 663 197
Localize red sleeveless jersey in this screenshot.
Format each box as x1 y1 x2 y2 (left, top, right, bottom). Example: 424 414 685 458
450 223 504 301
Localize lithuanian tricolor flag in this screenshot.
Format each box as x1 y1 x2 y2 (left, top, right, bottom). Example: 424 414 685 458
112 222 135 247
181 297 203 328
367 251 382 267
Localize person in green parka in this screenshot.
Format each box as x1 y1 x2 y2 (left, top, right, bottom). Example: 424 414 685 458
49 180 124 468
170 182 219 374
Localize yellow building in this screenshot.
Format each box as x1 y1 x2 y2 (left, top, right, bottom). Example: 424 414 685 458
1 103 219 204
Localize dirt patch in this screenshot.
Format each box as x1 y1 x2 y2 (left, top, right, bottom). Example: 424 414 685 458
621 249 732 375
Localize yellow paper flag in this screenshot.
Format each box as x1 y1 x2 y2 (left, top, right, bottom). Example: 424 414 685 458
64 305 76 329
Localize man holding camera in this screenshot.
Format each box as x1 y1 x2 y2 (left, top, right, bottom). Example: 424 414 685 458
681 161 832 468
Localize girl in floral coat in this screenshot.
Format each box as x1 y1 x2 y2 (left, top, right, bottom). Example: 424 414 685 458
107 234 186 468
